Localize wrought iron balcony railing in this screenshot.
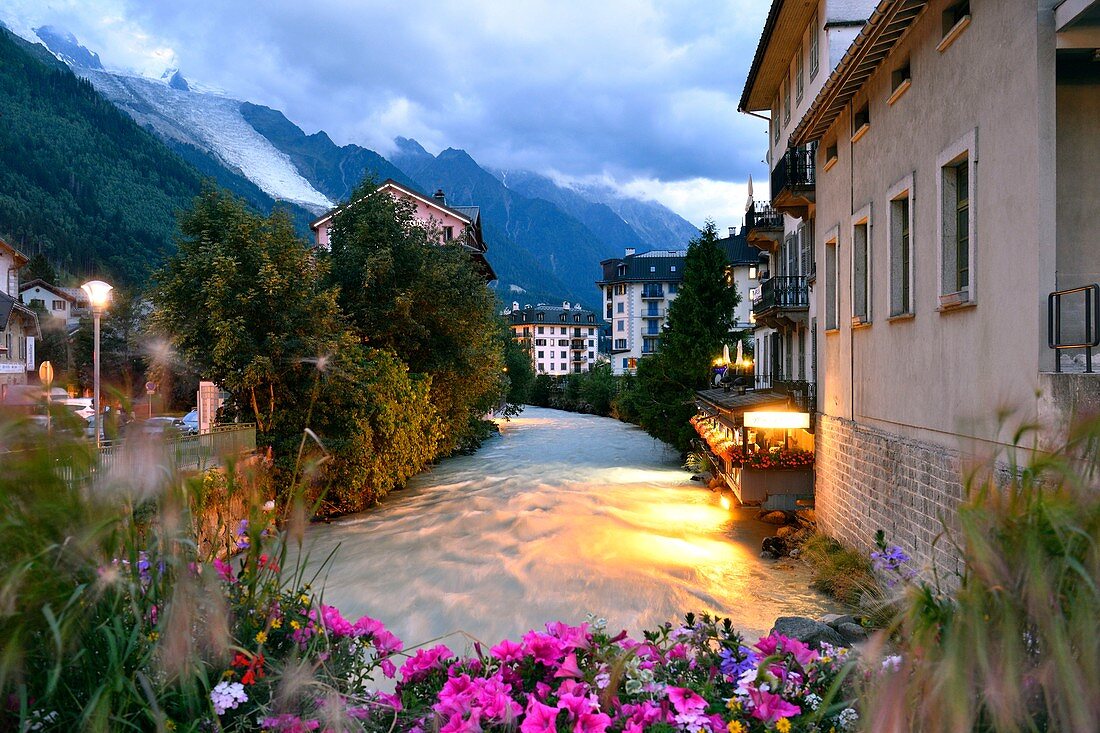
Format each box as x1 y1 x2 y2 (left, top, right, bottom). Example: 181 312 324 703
752 276 809 316
770 146 816 204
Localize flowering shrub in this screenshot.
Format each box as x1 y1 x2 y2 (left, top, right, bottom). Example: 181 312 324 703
736 449 814 471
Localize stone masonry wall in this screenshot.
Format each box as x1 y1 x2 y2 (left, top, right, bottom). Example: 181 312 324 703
815 415 965 578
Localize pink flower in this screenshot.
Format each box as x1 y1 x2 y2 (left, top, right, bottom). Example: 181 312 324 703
522 631 564 666
782 636 818 667
379 658 397 678
545 621 590 650
400 645 454 682
491 638 525 663
747 688 801 723
667 686 706 715
213 557 233 582
556 690 593 719
554 652 583 679
439 709 483 733
520 698 560 733
573 712 611 733
320 605 353 638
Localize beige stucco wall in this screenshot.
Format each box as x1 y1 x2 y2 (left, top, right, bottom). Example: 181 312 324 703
814 0 1060 450
1055 71 1100 294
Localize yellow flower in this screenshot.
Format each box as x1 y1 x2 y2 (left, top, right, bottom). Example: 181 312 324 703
776 718 792 733
147 631 159 642
290 620 301 630
271 617 282 629
222 669 234 679
726 699 741 712
255 631 267 644
165 722 176 731
298 594 310 605
727 721 745 733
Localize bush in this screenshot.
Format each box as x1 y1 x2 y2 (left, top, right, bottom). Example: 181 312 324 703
800 533 880 608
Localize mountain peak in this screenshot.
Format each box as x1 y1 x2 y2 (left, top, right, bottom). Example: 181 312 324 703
394 136 430 158
161 68 190 91
33 25 103 70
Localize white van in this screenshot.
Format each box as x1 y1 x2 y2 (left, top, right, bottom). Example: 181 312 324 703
61 397 95 420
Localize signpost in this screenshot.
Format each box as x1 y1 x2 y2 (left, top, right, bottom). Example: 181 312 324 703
39 360 54 433
146 380 157 418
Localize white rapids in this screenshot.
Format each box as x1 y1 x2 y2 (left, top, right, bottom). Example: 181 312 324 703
298 407 840 650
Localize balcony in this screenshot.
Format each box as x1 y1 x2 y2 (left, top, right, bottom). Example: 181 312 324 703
744 203 784 252
770 145 816 219
752 276 809 328
641 285 665 300
571 339 587 350
641 307 666 319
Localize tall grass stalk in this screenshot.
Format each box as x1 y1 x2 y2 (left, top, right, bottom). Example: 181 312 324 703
860 416 1100 732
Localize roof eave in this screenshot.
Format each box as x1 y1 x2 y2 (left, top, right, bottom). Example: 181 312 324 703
738 0 788 113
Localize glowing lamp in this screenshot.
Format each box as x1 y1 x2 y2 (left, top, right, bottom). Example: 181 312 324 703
748 264 758 279
80 280 113 311
743 411 810 430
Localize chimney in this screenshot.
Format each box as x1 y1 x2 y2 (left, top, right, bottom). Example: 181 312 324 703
563 301 570 310
433 189 446 204
512 301 519 311
625 247 636 257
729 226 736 238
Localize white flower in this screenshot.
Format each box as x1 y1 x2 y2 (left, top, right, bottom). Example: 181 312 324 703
211 681 248 715
881 654 903 673
837 707 859 730
804 693 822 711
595 672 611 689
262 500 276 511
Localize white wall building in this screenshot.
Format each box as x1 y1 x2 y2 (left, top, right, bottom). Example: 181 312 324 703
597 231 763 376
0 239 40 397
505 302 600 375
740 0 878 395
19 279 88 329
742 0 1100 573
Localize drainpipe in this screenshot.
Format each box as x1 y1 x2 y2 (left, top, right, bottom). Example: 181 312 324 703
849 104 856 423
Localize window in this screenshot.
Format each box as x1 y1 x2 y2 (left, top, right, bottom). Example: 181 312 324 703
537 326 544 334
588 327 594 334
617 321 625 332
852 103 870 142
799 222 813 278
588 352 594 360
772 99 780 144
52 299 66 311
889 177 914 317
670 265 676 272
649 266 656 273
616 302 624 313
30 298 44 309
823 142 838 172
536 339 545 346
938 131 975 305
669 283 678 294
443 226 454 241
537 351 544 358
559 339 569 346
889 59 912 105
852 212 871 325
606 287 613 300
939 1 971 52
615 339 627 350
537 313 544 321
627 358 637 370
560 351 567 359
809 12 819 80
560 314 566 322
825 232 839 331
615 284 627 295
795 43 804 102
783 78 791 124
622 358 630 370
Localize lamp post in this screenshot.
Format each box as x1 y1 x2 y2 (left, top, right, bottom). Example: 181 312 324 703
81 280 113 447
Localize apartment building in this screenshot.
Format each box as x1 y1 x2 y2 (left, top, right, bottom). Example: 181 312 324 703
0 238 40 397
740 0 877 396
505 302 600 375
597 230 763 376
19 279 89 329
310 178 495 282
753 0 1100 572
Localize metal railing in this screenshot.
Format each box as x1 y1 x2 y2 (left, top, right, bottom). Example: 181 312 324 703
641 286 665 299
770 145 816 202
641 307 666 318
745 203 783 230
1049 283 1100 373
752 276 809 315
62 424 257 484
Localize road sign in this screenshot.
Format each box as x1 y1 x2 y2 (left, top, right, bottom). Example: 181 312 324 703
145 380 157 394
38 360 54 386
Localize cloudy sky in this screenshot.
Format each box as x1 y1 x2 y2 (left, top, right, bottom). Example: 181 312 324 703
1 0 772 229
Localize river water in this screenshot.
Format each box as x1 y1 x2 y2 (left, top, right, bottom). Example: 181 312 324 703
300 407 839 651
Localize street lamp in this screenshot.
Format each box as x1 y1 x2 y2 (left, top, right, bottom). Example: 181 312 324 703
81 279 113 447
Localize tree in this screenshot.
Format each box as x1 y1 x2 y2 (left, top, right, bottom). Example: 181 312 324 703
634 221 741 452
23 252 57 284
501 322 534 412
580 363 616 416
151 188 350 483
323 180 506 455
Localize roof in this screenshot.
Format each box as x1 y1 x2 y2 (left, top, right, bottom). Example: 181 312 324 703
310 178 476 234
696 388 790 414
19 279 84 303
791 0 930 146
739 0 819 112
0 291 40 336
0 238 29 266
507 304 600 326
597 231 762 285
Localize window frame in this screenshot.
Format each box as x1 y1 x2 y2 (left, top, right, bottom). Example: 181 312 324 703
851 206 872 326
936 129 978 309
824 227 840 332
808 11 819 80
888 174 916 319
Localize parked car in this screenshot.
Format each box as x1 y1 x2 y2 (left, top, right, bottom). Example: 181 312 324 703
62 397 95 420
181 409 199 434
128 416 187 438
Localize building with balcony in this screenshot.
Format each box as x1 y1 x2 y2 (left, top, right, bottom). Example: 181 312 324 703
741 0 877 416
0 238 39 398
504 301 600 375
744 0 1100 575
597 230 763 376
310 178 495 282
19 279 89 329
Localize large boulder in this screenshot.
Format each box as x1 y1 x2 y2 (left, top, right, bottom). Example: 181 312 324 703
758 510 790 525
794 508 817 527
760 536 787 559
770 616 847 649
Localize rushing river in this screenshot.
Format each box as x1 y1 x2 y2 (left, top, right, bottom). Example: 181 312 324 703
300 407 839 651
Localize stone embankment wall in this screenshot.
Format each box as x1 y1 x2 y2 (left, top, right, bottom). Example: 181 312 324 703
814 415 964 578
